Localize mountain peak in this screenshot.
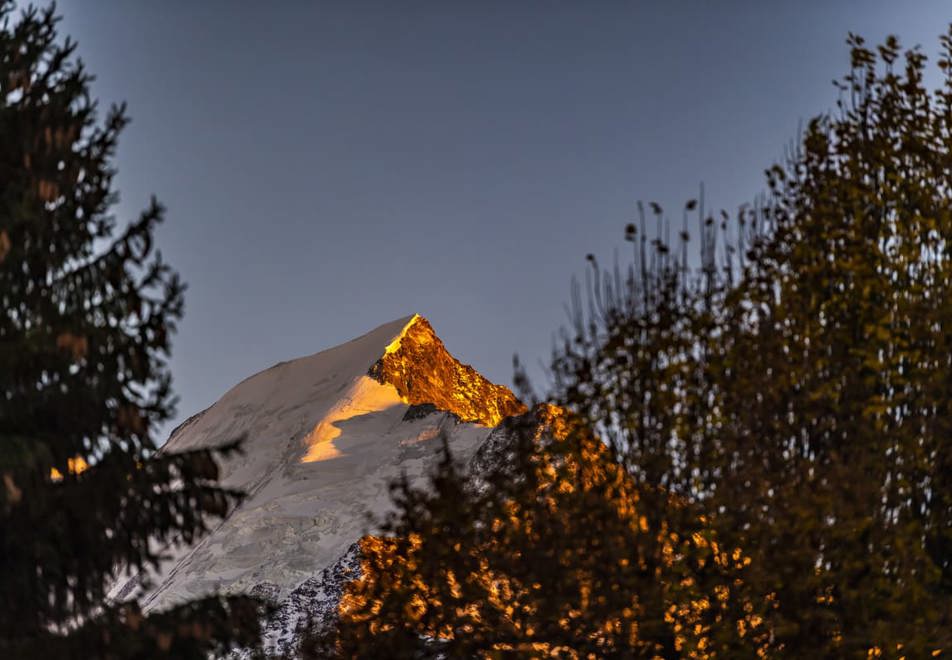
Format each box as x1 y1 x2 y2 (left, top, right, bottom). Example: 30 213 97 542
380 313 424 356
368 314 526 427
128 314 524 616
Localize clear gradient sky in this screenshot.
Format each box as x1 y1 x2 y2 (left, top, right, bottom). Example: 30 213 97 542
53 2 950 441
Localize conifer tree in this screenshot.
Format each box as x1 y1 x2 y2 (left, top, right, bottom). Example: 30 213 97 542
0 4 262 657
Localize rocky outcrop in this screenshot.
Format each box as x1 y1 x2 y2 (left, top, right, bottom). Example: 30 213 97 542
231 543 361 659
402 401 457 422
369 315 526 427
468 403 571 482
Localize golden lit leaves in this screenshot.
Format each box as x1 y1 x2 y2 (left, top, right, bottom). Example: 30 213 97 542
333 412 773 658
50 456 88 481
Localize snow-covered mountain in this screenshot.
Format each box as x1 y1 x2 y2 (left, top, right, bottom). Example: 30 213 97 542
111 315 526 654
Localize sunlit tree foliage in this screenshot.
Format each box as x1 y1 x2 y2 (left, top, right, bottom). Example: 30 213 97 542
309 28 952 659
304 409 771 659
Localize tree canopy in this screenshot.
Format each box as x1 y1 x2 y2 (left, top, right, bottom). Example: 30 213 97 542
312 28 952 659
0 4 262 657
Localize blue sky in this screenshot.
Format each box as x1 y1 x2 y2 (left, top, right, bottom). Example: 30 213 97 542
52 1 950 440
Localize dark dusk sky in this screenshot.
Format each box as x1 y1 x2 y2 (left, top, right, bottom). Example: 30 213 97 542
52 2 949 441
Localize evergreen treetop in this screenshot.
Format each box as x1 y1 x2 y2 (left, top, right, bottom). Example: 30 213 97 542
0 4 262 656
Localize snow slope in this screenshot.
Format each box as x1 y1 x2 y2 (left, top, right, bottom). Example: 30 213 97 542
112 315 516 622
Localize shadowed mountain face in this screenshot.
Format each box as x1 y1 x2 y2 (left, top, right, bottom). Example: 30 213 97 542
111 315 525 650
369 315 527 427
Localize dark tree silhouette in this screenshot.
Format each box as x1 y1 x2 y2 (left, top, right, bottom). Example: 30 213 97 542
0 4 262 657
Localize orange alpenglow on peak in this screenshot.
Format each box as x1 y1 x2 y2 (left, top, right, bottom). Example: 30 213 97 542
368 314 526 427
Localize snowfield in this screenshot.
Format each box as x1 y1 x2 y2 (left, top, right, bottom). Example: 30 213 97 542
110 315 518 655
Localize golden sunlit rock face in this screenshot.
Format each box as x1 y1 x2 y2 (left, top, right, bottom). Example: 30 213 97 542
368 315 526 427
